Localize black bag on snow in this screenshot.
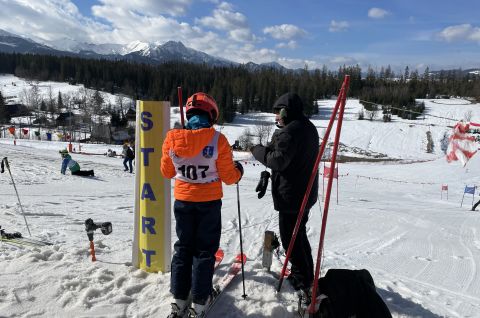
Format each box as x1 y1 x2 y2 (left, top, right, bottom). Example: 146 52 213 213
316 269 392 318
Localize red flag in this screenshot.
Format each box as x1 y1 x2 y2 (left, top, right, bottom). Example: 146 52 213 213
441 184 448 191
323 165 338 179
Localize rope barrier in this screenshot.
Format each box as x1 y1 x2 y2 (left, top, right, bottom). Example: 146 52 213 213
358 99 461 123
354 174 436 185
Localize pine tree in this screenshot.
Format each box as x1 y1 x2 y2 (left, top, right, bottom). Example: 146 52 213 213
404 66 410 81
57 91 64 109
0 90 10 124
40 100 47 111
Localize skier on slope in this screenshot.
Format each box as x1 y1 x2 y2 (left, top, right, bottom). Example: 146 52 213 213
161 92 243 318
250 92 319 304
59 149 94 177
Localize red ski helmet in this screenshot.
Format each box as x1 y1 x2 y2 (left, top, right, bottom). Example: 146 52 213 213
186 92 219 124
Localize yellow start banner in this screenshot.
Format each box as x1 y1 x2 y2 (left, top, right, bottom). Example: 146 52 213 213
132 100 171 272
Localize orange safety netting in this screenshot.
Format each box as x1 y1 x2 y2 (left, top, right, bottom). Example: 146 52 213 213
446 121 479 166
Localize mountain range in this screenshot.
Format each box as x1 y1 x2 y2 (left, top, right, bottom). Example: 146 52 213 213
1 29 479 75
0 29 285 70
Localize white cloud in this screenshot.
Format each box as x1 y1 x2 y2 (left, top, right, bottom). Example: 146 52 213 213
438 24 480 43
329 20 349 32
330 56 357 65
263 24 307 40
0 0 108 43
276 40 298 49
368 8 390 19
277 57 319 70
94 0 193 17
196 2 255 42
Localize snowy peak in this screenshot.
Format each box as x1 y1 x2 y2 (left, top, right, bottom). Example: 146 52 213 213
161 40 187 52
123 41 152 55
0 28 65 55
0 29 18 37
45 38 123 55
122 40 233 66
0 29 274 68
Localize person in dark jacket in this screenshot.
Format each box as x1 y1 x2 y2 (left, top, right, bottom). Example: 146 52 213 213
122 144 135 173
251 92 319 295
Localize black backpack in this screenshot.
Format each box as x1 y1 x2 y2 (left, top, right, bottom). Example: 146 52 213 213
316 269 392 318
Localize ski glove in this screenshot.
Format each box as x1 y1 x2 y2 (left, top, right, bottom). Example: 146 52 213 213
234 161 244 180
256 170 270 199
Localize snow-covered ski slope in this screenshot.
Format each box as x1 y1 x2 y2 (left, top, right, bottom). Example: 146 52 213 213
2 78 480 317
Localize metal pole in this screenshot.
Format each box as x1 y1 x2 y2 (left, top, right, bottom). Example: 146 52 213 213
2 158 32 236
236 183 247 299
178 87 185 128
310 76 350 314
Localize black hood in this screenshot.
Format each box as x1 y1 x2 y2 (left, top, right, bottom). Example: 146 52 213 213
273 92 304 124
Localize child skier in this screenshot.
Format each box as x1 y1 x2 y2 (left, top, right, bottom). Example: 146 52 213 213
59 149 94 177
161 92 243 318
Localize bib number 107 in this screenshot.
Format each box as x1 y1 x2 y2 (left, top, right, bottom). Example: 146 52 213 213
178 165 209 180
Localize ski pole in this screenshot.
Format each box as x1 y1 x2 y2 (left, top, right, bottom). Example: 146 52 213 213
1 157 31 236
178 86 185 128
310 75 350 315
236 183 247 299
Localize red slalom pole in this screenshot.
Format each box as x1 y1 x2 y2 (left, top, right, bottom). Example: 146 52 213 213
277 78 348 292
178 86 185 128
309 75 350 315
90 241 97 262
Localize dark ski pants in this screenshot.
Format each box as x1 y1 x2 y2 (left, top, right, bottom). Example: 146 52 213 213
279 210 314 291
123 158 133 173
72 170 94 176
171 199 222 304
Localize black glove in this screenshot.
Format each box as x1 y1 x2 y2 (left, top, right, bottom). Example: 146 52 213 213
234 161 244 179
256 170 270 199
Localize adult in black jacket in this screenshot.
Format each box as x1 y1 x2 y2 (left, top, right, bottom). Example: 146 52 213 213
251 92 319 293
122 144 135 173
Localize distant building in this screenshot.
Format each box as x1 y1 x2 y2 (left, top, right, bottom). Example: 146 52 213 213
55 112 76 126
6 104 30 117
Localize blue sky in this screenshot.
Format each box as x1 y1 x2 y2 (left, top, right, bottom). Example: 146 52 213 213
1 0 479 71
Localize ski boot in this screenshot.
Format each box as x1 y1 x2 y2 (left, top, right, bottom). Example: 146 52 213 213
299 291 331 318
187 303 206 318
297 288 312 317
167 299 189 318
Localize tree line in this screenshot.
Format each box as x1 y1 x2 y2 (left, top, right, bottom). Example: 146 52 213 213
0 52 479 125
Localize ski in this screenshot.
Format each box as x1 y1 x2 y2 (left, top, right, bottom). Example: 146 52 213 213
189 253 247 318
214 248 224 270
0 226 53 247
6 237 52 246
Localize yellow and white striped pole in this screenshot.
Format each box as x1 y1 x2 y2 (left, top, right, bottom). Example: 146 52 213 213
132 100 171 272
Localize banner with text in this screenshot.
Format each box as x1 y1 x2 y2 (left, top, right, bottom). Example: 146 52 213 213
132 100 171 273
